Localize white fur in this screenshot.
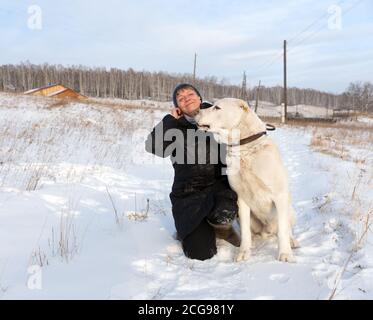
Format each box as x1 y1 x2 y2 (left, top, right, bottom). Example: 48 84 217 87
195 98 299 263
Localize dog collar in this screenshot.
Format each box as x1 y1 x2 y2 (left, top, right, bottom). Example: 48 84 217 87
228 131 267 147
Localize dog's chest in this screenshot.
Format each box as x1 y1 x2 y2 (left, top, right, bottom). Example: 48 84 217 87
227 159 273 214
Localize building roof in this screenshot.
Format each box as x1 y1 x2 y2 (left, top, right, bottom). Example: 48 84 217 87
47 88 69 96
24 83 62 94
24 84 87 98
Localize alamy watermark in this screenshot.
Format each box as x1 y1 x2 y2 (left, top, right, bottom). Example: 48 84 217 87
142 123 242 175
328 4 342 30
27 5 42 30
27 265 42 290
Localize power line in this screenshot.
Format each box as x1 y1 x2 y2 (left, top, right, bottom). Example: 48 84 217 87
248 2 345 78
250 0 365 78
250 50 283 77
288 0 365 54
249 1 345 76
287 0 346 45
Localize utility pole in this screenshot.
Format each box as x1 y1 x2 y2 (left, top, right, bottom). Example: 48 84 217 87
283 40 288 123
193 53 197 83
241 71 247 100
255 80 261 113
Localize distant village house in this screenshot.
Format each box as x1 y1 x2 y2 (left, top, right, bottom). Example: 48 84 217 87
24 84 87 100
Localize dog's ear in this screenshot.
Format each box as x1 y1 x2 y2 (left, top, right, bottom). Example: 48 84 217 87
239 101 250 112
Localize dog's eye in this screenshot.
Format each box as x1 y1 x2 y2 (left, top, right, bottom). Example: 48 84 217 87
213 106 221 110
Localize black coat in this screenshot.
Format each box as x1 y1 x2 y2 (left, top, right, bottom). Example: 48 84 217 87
145 111 238 240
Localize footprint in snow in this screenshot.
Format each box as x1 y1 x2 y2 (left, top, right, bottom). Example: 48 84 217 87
269 273 290 284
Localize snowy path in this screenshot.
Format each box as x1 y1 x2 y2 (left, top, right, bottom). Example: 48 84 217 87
1 126 372 300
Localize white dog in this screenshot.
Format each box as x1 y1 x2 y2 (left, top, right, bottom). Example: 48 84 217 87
195 98 299 263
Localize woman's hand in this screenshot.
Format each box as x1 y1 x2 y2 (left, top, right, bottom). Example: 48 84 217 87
171 107 183 119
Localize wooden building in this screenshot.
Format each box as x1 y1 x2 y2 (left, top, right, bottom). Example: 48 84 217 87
24 84 87 100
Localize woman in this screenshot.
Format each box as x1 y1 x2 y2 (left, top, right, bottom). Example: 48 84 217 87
145 83 240 260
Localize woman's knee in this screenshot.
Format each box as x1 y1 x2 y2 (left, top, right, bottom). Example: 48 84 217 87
181 219 217 261
207 197 238 225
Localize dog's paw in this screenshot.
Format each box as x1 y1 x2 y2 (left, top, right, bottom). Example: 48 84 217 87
290 238 300 249
278 253 296 263
236 249 251 262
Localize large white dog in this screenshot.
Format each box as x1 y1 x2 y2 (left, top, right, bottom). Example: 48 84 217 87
195 98 299 263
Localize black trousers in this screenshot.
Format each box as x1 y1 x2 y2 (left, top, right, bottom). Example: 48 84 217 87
182 218 217 261
181 183 238 261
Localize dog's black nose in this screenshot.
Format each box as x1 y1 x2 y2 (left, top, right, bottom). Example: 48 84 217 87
200 102 214 109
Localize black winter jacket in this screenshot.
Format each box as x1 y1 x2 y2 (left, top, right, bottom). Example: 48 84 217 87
145 110 238 240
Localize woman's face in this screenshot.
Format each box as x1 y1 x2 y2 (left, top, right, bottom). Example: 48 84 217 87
176 88 201 117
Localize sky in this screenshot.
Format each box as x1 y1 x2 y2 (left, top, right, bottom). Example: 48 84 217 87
0 0 372 94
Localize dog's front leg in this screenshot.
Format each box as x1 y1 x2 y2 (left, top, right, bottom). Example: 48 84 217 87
274 195 295 263
236 197 252 262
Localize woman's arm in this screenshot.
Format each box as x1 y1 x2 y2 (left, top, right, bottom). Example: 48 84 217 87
145 114 180 158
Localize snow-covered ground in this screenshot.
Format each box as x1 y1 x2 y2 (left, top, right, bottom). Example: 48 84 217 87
248 100 334 118
0 92 372 300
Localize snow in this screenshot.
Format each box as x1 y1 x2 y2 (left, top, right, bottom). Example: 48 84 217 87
249 101 334 118
0 92 372 300
24 88 40 94
357 116 373 124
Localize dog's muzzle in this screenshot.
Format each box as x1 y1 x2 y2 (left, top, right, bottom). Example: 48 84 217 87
197 124 210 131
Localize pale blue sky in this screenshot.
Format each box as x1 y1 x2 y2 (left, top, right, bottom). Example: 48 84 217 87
0 0 372 93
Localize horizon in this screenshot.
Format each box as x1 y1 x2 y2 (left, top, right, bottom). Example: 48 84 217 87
1 0 372 94
1 60 354 97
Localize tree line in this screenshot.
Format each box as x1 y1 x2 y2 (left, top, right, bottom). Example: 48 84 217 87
0 62 371 111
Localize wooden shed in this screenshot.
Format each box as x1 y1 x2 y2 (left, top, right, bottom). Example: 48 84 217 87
24 84 87 100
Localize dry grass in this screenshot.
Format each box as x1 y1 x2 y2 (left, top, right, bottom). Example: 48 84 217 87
24 164 49 191
30 246 49 267
106 185 122 227
46 98 70 110
47 196 81 263
261 111 372 128
307 122 373 165
0 92 161 190
293 119 372 131
83 98 170 112
326 166 373 299
310 133 350 161
126 197 150 222
262 113 373 165
53 211 78 263
328 206 373 300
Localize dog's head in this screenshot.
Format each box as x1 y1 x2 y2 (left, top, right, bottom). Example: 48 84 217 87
195 98 265 144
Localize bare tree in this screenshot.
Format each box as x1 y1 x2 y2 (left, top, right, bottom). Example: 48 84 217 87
344 81 373 112
0 62 371 111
